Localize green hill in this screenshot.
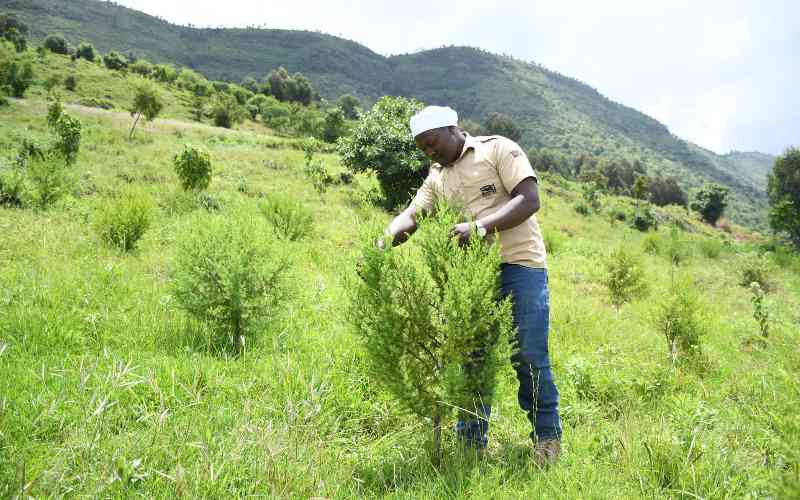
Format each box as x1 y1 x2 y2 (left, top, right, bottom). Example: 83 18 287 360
0 0 775 227
1 55 799 497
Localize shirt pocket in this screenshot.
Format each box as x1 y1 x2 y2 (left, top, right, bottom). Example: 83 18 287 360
462 164 503 215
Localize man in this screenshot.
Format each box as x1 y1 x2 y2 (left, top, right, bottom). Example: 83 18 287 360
381 105 562 466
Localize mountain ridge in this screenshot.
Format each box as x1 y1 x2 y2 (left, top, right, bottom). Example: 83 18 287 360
0 0 776 226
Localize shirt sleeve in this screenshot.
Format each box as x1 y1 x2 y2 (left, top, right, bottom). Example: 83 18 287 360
495 138 538 194
411 170 438 214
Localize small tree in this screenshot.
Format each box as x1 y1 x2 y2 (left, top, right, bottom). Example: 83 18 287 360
349 203 513 460
173 209 290 354
211 93 246 129
484 112 522 142
76 42 95 61
337 94 361 120
690 183 729 225
603 247 648 310
654 278 708 361
103 51 128 71
174 145 212 191
94 187 154 251
64 74 77 91
50 113 82 165
128 79 163 139
337 96 427 209
767 147 800 248
321 106 347 143
0 45 34 98
0 14 28 52
43 34 68 55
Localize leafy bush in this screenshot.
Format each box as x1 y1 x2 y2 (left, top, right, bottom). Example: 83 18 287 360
43 34 68 55
76 42 95 61
50 113 82 165
690 183 729 225
0 45 34 98
738 253 773 292
172 210 290 354
653 278 708 360
749 283 770 338
337 96 427 209
303 147 334 194
603 247 648 310
94 188 154 251
348 203 513 456
664 226 692 266
259 194 313 241
0 164 25 207
321 106 347 143
174 145 212 191
642 233 662 255
337 94 360 119
151 64 178 83
129 59 153 77
211 94 246 128
77 96 114 110
544 229 566 256
103 51 128 71
767 147 800 247
698 238 723 259
24 154 73 209
64 74 77 91
631 204 657 232
574 202 590 216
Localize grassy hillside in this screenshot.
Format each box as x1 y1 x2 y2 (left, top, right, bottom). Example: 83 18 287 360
1 52 800 498
1 0 775 228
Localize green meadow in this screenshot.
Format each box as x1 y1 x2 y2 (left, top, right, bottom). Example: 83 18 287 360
1 50 799 499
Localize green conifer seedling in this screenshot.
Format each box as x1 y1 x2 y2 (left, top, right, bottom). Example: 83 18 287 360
349 203 513 461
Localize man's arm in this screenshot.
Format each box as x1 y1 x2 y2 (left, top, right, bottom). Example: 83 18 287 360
479 177 540 232
382 205 419 248
451 177 539 244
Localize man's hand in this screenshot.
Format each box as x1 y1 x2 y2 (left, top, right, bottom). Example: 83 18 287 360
450 222 472 246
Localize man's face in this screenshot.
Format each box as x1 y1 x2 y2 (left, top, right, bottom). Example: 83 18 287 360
415 127 460 166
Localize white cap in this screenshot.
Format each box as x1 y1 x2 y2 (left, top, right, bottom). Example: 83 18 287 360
409 106 458 138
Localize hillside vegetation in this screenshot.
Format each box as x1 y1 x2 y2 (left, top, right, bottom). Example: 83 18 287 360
1 41 800 498
1 0 777 228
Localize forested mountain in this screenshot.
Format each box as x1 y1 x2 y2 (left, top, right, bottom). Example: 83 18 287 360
1 0 776 226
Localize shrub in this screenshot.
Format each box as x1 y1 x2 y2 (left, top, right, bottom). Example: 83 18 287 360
642 233 662 255
574 202 590 216
337 94 360 120
738 253 773 292
544 229 566 256
321 106 347 143
664 226 692 266
0 46 34 98
76 42 95 61
152 64 178 83
77 97 114 110
337 96 427 209
259 194 313 241
174 145 212 191
129 59 153 77
698 238 723 259
349 203 513 458
172 210 290 354
43 34 68 54
603 247 648 310
767 147 800 248
25 154 73 209
749 282 770 338
50 113 82 165
128 79 163 139
94 188 154 251
103 51 128 71
631 204 657 232
653 278 708 360
648 175 688 207
211 94 246 129
690 183 729 225
46 95 63 128
302 145 333 194
64 74 77 91
0 164 25 207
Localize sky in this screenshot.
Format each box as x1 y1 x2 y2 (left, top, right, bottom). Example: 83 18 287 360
114 0 799 155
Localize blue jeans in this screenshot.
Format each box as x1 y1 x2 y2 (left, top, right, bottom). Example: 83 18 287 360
456 265 562 447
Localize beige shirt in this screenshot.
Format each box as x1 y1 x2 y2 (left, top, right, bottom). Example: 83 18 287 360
411 134 547 269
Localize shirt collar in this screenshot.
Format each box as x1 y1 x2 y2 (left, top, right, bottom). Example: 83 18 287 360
446 133 479 166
